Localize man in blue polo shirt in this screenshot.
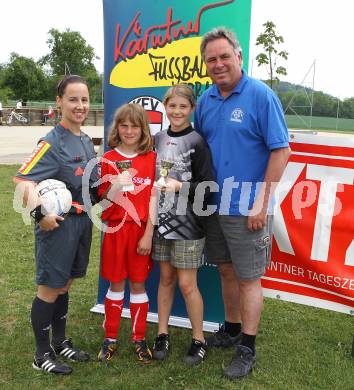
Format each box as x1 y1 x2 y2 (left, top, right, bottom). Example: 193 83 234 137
194 27 291 379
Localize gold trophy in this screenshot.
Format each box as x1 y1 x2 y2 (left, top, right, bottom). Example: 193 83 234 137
156 160 174 188
116 160 134 192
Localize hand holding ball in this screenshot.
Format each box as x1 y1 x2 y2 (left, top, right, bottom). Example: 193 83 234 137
35 179 72 217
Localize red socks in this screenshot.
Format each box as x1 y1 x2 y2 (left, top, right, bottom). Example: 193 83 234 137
103 290 149 341
103 290 124 340
130 293 149 341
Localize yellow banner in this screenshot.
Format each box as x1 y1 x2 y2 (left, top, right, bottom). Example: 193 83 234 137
110 37 212 88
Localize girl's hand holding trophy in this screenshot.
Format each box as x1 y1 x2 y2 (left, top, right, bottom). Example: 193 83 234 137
155 160 181 193
114 160 134 192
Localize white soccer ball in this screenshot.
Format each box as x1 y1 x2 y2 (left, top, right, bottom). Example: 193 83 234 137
36 179 72 216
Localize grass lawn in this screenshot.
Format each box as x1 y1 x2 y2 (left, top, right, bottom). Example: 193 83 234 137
285 115 354 134
0 165 353 389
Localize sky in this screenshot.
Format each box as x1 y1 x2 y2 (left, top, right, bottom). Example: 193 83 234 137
1 0 353 99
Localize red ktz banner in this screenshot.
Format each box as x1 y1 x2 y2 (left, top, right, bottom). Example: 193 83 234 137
263 132 354 314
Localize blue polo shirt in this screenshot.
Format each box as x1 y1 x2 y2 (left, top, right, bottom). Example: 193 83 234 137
194 71 289 215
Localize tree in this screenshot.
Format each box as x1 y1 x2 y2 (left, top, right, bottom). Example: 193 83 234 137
40 28 98 77
40 28 102 101
86 70 104 104
280 90 310 116
0 65 11 102
342 98 354 119
312 92 338 117
255 21 288 90
1 53 50 101
0 87 12 104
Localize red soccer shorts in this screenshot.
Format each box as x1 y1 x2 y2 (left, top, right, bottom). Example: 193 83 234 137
101 221 153 283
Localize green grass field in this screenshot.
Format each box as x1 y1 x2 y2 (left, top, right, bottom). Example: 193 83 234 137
286 115 354 133
0 165 353 389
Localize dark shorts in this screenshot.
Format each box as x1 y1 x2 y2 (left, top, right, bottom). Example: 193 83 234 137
35 214 92 288
203 214 273 280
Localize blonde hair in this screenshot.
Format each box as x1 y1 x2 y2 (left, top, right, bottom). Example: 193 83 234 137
163 84 196 108
108 104 153 154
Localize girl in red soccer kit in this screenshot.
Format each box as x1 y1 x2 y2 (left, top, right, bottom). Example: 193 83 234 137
97 103 156 364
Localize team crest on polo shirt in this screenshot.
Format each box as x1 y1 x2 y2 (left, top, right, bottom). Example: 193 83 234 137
230 108 244 123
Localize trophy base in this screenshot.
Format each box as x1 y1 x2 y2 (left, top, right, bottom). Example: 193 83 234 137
155 177 166 188
122 184 135 192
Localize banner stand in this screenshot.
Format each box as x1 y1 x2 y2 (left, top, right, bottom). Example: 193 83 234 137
90 265 223 332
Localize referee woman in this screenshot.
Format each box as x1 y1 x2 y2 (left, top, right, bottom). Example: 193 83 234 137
13 75 98 375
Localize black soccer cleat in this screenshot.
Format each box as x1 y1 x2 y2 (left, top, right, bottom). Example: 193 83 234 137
97 339 117 363
134 339 152 364
152 333 170 361
184 338 208 365
52 338 90 362
32 351 72 375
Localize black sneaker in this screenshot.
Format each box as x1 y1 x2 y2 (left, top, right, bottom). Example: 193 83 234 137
224 345 256 379
152 333 170 361
184 339 208 365
52 339 90 362
206 325 242 348
32 351 72 375
97 339 117 363
134 340 152 364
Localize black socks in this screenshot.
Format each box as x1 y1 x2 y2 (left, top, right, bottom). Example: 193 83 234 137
224 322 256 353
31 296 55 358
51 292 69 346
224 321 242 337
31 293 69 357
240 333 256 354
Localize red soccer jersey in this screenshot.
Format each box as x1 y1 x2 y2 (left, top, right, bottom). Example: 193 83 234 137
99 148 156 222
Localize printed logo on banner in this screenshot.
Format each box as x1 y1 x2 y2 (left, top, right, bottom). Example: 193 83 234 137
129 96 169 135
109 1 239 97
263 137 354 314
